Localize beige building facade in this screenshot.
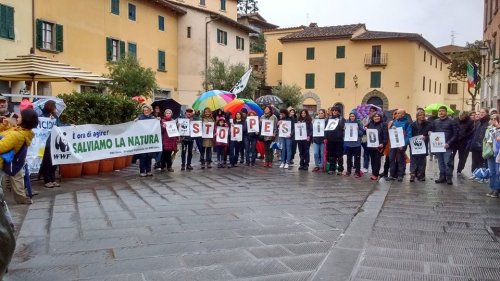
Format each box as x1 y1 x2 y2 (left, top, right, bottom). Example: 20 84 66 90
265 24 450 116
481 0 500 110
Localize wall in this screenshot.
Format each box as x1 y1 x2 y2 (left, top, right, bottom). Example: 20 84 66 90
172 0 238 20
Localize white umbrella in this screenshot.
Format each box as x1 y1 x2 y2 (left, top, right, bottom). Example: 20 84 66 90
32 97 66 117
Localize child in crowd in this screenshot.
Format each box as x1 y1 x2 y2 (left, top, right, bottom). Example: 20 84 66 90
344 112 364 177
214 117 229 168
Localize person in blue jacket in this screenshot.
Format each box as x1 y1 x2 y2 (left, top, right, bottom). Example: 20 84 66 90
344 112 365 177
389 109 412 181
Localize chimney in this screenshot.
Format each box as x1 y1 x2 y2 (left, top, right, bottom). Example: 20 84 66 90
309 22 318 27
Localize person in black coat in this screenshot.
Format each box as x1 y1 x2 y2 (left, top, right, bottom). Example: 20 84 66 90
366 112 388 180
409 111 432 182
325 106 345 175
296 109 313 170
453 111 474 176
469 108 489 175
430 106 459 185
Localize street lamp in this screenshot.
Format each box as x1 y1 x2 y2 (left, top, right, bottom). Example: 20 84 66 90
353 75 358 88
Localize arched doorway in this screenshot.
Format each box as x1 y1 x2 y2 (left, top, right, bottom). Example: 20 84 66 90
366 96 383 108
302 92 321 114
361 90 389 111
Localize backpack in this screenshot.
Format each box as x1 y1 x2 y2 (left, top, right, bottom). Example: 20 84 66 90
3 143 27 176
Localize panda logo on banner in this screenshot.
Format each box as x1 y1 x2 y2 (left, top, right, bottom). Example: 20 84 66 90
178 118 190 136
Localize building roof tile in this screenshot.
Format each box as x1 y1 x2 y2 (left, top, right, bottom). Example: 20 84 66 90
279 24 366 42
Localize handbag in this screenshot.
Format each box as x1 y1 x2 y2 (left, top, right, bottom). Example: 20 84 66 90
482 138 494 159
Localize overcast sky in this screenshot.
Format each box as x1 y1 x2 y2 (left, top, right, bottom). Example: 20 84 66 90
257 0 483 47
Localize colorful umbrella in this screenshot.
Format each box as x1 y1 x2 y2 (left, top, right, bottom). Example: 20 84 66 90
424 103 454 114
192 90 235 111
354 104 383 119
224 98 263 117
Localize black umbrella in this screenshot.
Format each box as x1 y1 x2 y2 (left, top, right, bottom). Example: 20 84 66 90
151 99 181 119
255 95 283 106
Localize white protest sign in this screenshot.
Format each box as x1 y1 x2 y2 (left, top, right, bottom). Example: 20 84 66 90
389 127 405 148
27 117 57 174
325 118 339 131
178 118 190 136
190 121 202 137
231 124 243 141
294 123 307 140
410 135 426 155
164 120 179 137
246 116 259 133
313 119 325 137
50 119 162 165
202 122 214 138
216 127 229 143
344 123 358 142
278 120 292 138
260 119 274 137
366 129 379 148
429 132 446 153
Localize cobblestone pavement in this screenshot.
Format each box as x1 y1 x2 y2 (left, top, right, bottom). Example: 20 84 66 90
3 159 500 281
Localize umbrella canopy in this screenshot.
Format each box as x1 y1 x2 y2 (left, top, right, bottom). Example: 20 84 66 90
223 98 264 117
424 103 454 114
255 95 283 106
32 97 67 117
192 90 235 111
354 104 383 119
151 98 181 119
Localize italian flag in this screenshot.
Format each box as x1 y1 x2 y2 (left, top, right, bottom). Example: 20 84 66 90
467 62 475 89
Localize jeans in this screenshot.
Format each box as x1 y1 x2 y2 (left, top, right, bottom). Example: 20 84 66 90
280 137 293 164
435 148 454 179
297 140 311 167
200 146 212 164
487 156 500 191
410 154 427 178
361 142 370 169
389 147 407 178
368 148 382 176
346 146 361 173
139 153 153 173
230 141 243 165
313 142 325 168
245 137 257 164
181 140 194 166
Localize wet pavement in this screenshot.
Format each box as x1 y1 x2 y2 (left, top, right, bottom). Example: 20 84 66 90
3 157 500 281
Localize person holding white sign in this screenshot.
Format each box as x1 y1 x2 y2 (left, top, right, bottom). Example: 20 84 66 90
312 109 327 172
296 109 313 170
260 106 278 167
244 111 259 166
429 106 458 185
229 112 244 167
278 109 294 169
179 108 195 171
325 106 345 175
409 111 431 182
200 107 214 169
136 105 157 177
160 109 180 172
366 112 388 180
214 117 229 168
344 112 365 177
388 109 412 182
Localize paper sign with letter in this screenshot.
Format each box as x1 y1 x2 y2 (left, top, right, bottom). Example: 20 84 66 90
246 116 259 133
164 121 180 137
202 122 214 138
325 118 339 131
294 123 307 140
429 132 446 153
389 127 405 148
260 119 274 137
178 118 190 136
278 120 292 138
410 135 426 155
216 127 229 143
366 129 379 148
313 119 325 137
190 121 202 137
344 123 358 142
231 124 243 141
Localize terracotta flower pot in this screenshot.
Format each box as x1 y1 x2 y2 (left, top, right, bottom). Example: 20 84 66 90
99 158 115 173
113 156 127 170
125 155 134 166
59 163 83 178
82 160 100 175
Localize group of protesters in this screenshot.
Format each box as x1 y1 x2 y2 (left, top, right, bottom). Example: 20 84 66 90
134 102 500 198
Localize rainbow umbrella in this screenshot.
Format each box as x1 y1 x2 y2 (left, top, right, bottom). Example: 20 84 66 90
224 98 264 117
192 90 235 111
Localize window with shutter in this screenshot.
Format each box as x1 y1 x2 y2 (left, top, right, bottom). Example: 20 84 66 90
55 24 63 52
158 16 164 31
111 0 119 15
128 42 137 58
336 46 345 59
36 20 63 52
305 73 315 89
306 48 315 60
217 29 227 45
370 72 381 88
278 52 283 65
128 3 136 21
335 73 345 88
0 4 14 40
220 0 226 10
158 50 166 71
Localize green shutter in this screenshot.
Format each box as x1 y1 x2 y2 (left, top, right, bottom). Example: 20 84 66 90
0 5 5 38
224 31 227 45
158 50 165 70
120 41 125 59
106 37 112 61
36 19 43 49
242 38 244 50
278 52 283 65
5 5 14 39
336 46 345 59
55 24 63 52
305 73 315 89
111 0 119 14
370 72 381 88
335 73 345 88
159 16 164 31
128 43 136 58
306 48 315 60
217 29 220 43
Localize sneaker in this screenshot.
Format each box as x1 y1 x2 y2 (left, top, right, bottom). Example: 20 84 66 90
284 163 289 169
397 177 403 182
312 167 320 172
207 163 212 169
435 178 446 184
280 163 285 168
140 173 147 177
52 182 60 187
186 165 193 170
468 175 476 180
146 172 153 176
181 166 185 171
491 190 500 198
44 182 55 188
486 191 495 197
410 176 415 182
361 168 368 173
370 175 378 180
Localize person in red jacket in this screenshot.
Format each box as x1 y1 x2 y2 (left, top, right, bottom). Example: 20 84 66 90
160 109 179 172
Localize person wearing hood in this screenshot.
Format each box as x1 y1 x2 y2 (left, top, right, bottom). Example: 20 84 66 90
344 112 365 177
325 106 346 175
469 108 489 176
160 109 179 172
409 110 432 182
453 111 474 177
389 109 412 181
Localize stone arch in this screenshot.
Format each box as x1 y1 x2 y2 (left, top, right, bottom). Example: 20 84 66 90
302 91 321 109
361 90 389 111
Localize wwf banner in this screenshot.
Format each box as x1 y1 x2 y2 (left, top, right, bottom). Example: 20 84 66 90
409 135 426 155
50 119 162 164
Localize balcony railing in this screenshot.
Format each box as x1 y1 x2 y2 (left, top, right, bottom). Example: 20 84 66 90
364 53 388 67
